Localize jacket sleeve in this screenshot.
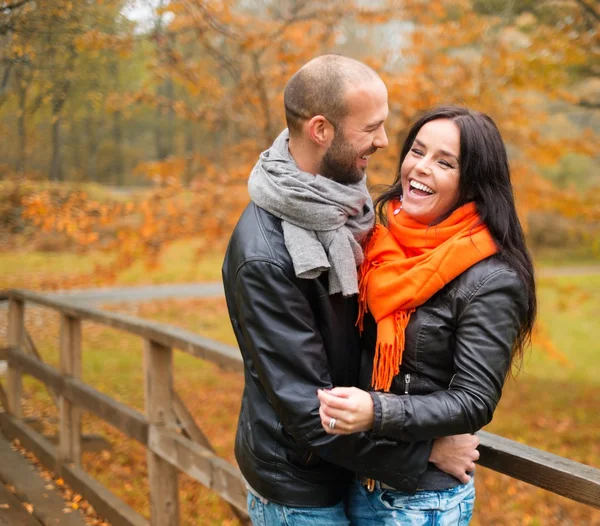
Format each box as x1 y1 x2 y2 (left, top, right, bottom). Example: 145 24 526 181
371 269 527 441
234 258 432 491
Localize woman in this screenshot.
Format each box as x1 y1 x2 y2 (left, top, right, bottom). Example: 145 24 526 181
318 106 536 525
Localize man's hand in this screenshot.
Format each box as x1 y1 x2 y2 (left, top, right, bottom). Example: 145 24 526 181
429 434 480 484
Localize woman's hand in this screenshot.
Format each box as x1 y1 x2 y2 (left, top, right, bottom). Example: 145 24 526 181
318 387 375 435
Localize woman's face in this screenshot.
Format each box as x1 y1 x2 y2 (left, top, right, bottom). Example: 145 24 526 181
400 119 461 225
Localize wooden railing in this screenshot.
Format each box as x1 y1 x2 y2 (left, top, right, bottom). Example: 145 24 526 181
1 289 599 526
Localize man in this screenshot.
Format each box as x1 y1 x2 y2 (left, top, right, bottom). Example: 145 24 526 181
222 54 479 524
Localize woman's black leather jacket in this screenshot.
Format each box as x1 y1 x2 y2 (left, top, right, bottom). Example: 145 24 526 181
362 254 528 489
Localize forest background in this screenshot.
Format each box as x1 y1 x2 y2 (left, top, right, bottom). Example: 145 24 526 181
0 0 599 525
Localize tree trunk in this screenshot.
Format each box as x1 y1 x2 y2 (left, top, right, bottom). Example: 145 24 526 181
85 114 98 182
165 76 175 158
111 61 125 185
114 108 124 184
184 118 195 185
17 72 27 174
154 83 166 160
70 120 82 178
154 79 175 161
49 115 62 181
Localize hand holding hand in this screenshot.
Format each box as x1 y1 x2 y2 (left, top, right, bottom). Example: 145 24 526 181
429 434 480 484
318 387 375 435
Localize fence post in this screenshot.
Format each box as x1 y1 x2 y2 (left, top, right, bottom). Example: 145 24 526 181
7 299 25 418
58 314 82 471
144 339 179 526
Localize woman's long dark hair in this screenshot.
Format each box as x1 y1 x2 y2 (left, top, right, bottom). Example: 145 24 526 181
375 106 536 369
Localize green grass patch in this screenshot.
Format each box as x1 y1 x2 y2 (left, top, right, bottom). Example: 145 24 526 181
0 241 225 290
525 274 600 383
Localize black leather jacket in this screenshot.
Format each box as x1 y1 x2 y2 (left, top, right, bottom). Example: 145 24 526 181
362 254 528 489
222 203 432 507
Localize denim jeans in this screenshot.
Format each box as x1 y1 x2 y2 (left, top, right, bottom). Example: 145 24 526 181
247 492 350 525
347 477 475 526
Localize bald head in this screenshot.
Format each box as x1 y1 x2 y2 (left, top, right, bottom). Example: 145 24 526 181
284 55 381 137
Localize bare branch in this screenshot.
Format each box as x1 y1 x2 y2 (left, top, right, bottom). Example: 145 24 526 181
578 99 600 110
574 0 600 21
1 0 32 10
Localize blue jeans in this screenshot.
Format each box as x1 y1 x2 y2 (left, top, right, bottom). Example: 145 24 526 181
347 477 475 526
247 492 350 525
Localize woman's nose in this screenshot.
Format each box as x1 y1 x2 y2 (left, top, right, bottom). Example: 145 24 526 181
416 158 432 176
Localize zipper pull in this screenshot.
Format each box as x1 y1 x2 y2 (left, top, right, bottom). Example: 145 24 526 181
404 373 411 394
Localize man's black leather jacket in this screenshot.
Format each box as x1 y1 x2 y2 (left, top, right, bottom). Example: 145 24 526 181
222 203 432 507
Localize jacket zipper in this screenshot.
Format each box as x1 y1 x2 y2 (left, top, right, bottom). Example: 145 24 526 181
404 373 411 394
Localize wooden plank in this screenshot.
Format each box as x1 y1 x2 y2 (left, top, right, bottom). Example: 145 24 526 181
63 379 148 445
59 315 82 470
0 414 57 475
478 430 600 509
41 433 112 453
0 414 146 526
0 482 42 526
5 290 243 372
148 426 248 515
173 393 250 523
0 383 8 413
24 330 59 407
173 392 213 451
8 349 148 445
7 299 25 418
7 348 64 394
0 432 86 525
61 465 148 526
144 340 179 526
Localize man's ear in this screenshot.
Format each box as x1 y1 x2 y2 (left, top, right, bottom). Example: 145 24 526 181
307 115 334 147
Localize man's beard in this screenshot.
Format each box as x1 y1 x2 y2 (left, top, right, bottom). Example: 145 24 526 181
319 130 366 185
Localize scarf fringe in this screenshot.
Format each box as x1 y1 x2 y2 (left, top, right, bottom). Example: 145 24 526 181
371 309 414 392
356 229 378 333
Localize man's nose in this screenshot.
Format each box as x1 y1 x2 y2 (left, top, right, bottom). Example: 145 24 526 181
373 126 388 149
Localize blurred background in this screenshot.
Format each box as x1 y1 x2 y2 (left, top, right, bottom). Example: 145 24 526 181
0 0 599 525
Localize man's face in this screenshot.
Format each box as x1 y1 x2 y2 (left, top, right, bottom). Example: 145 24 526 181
319 78 389 185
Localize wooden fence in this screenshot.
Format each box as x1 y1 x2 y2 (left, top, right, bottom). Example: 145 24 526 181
1 289 599 525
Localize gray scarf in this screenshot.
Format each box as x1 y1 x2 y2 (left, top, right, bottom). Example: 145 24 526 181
248 129 374 297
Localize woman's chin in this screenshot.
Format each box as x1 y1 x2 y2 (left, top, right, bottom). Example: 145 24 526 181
402 204 432 225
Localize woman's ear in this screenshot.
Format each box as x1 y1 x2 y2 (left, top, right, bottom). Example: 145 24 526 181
307 115 334 147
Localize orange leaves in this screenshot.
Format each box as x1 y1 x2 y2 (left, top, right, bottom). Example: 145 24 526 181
532 322 571 367
133 158 186 186
75 29 134 58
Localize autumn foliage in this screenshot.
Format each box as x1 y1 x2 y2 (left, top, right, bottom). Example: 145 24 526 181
0 0 596 271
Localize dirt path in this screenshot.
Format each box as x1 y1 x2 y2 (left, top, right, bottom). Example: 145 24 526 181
536 265 600 278
3 265 599 308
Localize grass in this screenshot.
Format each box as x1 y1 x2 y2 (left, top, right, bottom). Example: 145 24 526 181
0 240 224 290
523 274 600 383
3 245 600 525
532 245 600 267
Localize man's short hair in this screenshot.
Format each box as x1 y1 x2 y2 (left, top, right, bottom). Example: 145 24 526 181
284 55 379 136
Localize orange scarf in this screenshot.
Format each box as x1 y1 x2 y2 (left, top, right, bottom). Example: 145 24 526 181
357 200 498 392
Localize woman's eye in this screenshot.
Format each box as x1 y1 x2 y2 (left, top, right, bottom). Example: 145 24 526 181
411 148 423 156
440 160 454 168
